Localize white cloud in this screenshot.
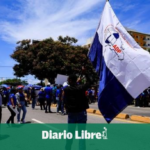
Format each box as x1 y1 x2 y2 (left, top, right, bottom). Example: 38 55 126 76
0 0 104 45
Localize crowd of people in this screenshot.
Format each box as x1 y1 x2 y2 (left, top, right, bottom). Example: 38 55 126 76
0 74 97 124
1 77 150 124
135 88 150 107
0 84 65 124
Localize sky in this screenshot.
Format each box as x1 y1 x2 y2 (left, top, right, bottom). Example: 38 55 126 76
0 0 149 84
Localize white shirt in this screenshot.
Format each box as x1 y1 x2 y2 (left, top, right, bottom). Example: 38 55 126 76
0 94 2 106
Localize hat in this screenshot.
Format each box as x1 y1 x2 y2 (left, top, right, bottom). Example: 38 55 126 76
63 82 68 87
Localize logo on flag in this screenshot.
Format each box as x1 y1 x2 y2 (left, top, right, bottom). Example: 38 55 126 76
104 25 124 60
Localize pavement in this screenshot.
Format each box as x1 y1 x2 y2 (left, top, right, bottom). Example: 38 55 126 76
89 102 150 117
1 104 141 124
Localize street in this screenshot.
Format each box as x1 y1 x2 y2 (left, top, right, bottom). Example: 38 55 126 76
1 104 140 124
89 103 150 117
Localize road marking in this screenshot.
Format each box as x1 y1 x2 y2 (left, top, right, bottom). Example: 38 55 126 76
32 118 59 131
32 119 44 124
88 113 143 124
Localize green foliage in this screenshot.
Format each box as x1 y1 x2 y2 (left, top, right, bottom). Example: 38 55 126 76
0 78 28 85
11 36 98 84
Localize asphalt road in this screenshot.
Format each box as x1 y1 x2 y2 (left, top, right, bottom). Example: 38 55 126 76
1 104 139 124
89 103 150 117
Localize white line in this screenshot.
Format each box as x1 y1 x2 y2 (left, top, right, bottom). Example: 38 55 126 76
32 118 59 131
32 119 44 124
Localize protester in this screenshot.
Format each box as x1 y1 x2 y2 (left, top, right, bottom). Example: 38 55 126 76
64 68 92 150
63 67 93 123
44 83 52 113
31 87 36 109
0 90 2 123
16 87 27 123
56 85 64 115
91 87 95 103
3 88 8 106
56 85 61 114
24 91 29 107
88 88 92 103
38 88 45 110
6 88 17 124
52 84 57 104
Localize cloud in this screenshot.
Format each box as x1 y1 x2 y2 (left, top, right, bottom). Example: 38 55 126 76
0 0 104 45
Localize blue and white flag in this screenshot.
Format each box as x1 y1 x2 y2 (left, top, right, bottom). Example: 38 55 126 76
88 1 150 123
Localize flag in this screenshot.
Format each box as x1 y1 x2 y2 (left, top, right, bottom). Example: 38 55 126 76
88 1 150 123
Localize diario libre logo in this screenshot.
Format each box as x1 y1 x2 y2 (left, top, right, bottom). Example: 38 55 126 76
42 127 108 140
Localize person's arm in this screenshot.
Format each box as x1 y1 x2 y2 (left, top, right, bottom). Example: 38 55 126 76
15 93 21 107
10 97 15 108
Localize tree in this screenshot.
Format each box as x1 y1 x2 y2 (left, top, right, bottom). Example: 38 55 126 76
0 78 28 85
11 36 98 84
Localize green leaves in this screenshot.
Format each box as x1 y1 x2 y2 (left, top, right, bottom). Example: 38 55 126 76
11 36 98 84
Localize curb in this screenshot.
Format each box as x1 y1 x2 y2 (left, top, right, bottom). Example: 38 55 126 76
130 115 150 123
87 109 129 119
35 103 150 123
116 113 129 119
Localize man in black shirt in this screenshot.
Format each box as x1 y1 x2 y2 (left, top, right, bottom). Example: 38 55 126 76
64 69 92 123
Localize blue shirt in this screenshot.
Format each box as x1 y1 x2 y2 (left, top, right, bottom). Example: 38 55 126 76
56 89 61 97
38 91 45 99
3 90 8 96
19 93 25 101
7 94 17 106
45 87 52 99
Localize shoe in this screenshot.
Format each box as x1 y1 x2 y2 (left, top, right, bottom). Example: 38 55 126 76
17 121 21 124
21 121 25 124
45 111 48 113
49 111 53 113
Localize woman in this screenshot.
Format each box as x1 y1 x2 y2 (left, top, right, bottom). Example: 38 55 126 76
16 87 27 123
6 88 17 124
38 88 45 110
31 87 36 109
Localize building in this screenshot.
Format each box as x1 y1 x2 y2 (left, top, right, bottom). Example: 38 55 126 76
126 28 150 50
84 28 150 50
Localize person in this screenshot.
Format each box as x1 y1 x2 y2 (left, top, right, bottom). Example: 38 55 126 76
56 85 64 114
6 88 17 124
24 90 29 107
91 87 95 103
63 67 93 123
31 87 36 109
88 88 92 103
52 84 57 104
38 88 45 110
44 83 52 113
64 67 92 150
0 89 2 123
3 88 8 106
16 87 27 123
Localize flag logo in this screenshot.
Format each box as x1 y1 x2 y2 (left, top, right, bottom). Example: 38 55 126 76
104 25 124 60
